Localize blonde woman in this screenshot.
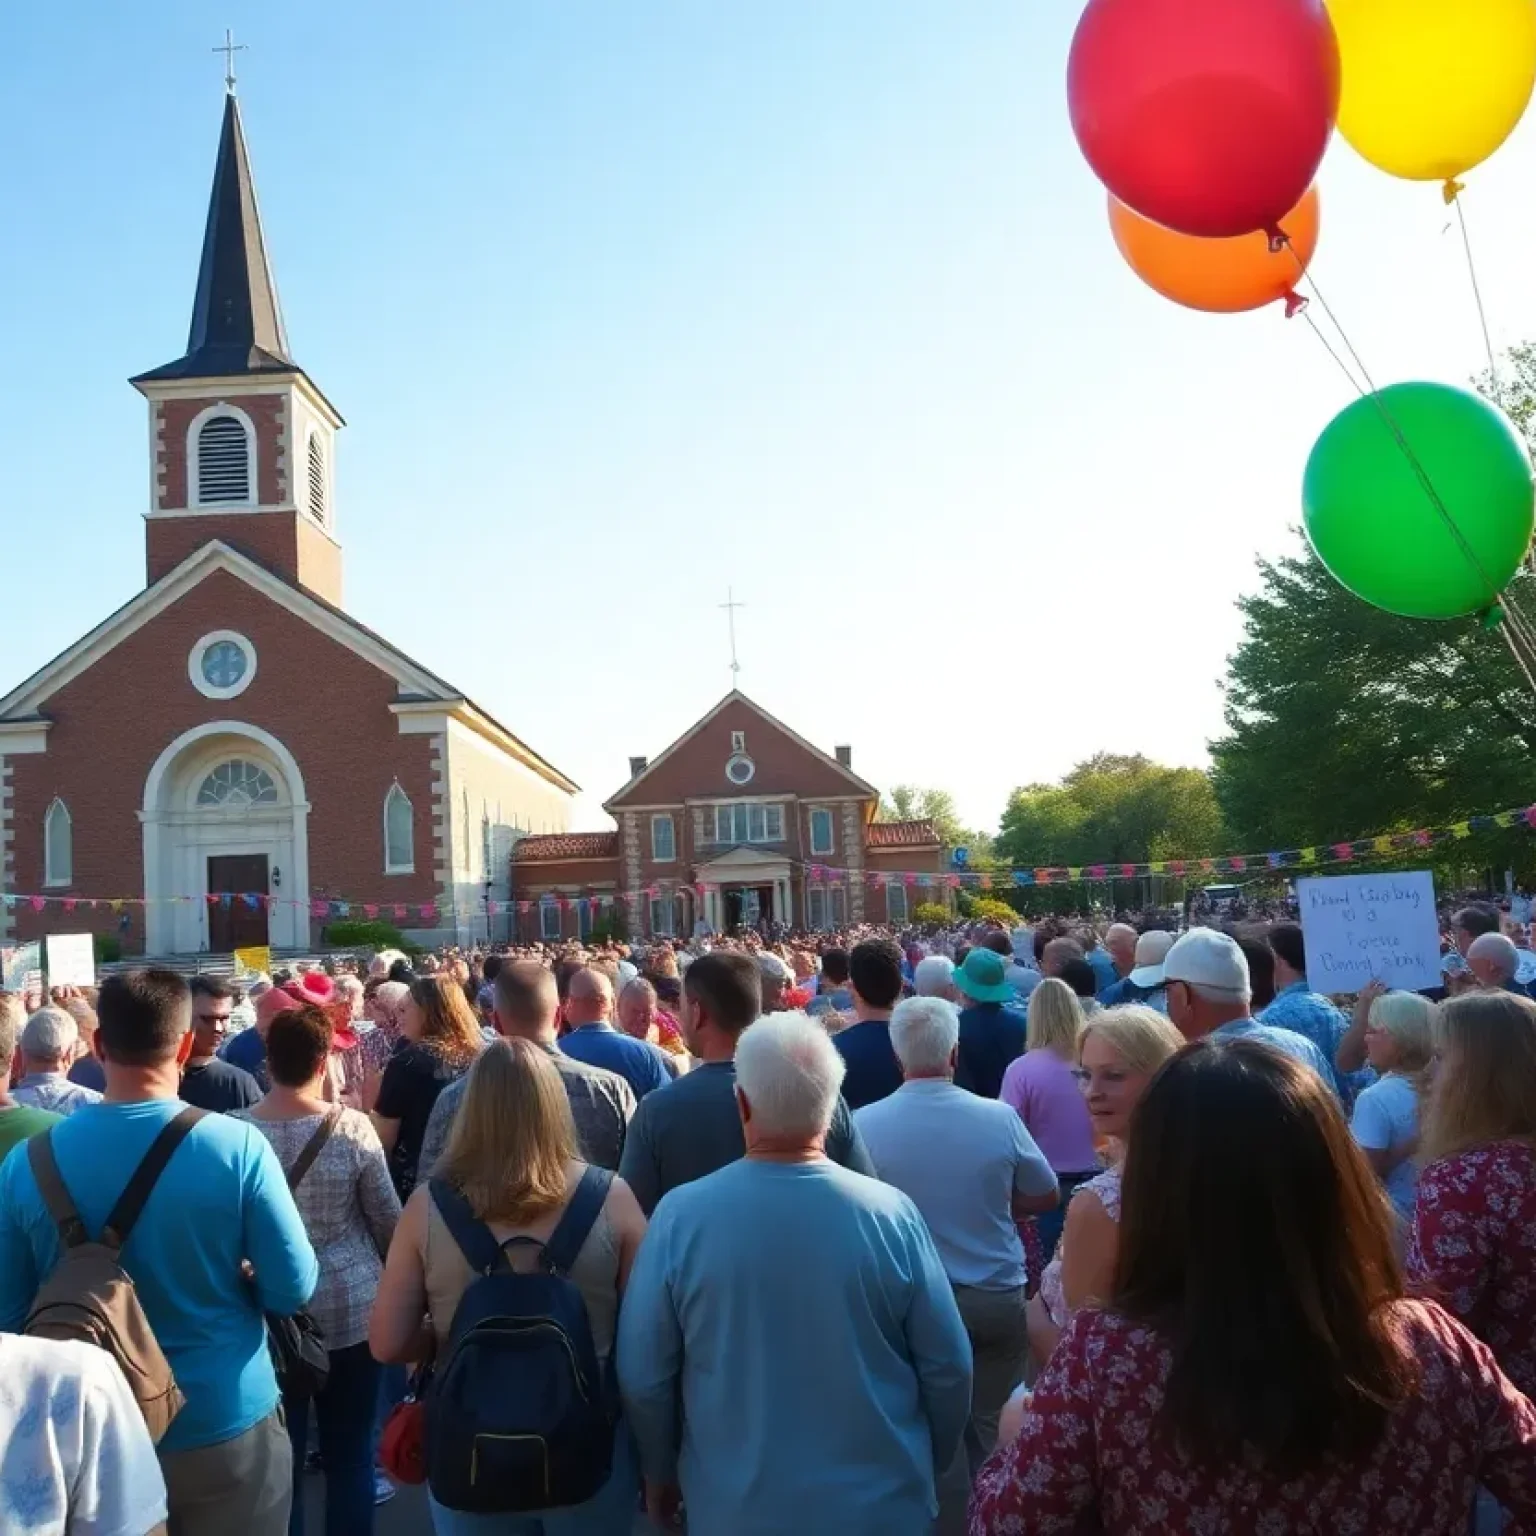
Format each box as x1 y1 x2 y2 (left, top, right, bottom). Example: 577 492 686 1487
1408 991 1536 1406
371 975 484 1198
1025 1005 1185 1369
1349 990 1436 1224
370 1039 647 1535
999 978 1096 1268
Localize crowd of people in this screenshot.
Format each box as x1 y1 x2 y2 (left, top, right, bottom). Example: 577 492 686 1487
0 895 1534 1534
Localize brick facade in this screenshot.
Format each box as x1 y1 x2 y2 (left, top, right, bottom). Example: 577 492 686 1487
513 692 948 938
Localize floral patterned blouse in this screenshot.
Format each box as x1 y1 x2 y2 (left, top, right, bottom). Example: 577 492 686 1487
1408 1140 1536 1400
968 1300 1536 1535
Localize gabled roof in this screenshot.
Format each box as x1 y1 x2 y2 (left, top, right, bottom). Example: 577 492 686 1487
868 819 941 849
131 94 300 386
0 539 579 794
604 689 879 811
514 833 619 863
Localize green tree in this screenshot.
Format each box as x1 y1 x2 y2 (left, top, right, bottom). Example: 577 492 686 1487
878 785 992 859
996 754 1224 872
1209 538 1536 872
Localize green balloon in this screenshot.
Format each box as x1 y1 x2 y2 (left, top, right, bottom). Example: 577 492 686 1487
1303 382 1534 620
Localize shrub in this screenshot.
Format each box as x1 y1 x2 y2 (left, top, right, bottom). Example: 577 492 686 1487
92 933 122 964
323 918 416 953
966 896 1022 927
910 902 952 929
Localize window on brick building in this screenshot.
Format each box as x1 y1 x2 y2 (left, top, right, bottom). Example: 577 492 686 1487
43 798 72 888
650 897 676 937
540 901 562 940
195 413 251 504
887 882 909 924
713 802 784 845
384 783 414 874
809 808 834 855
651 814 676 862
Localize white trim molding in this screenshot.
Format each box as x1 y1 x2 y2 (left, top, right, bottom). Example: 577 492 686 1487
188 630 258 701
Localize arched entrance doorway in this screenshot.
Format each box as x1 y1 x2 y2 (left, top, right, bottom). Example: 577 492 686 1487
142 721 310 954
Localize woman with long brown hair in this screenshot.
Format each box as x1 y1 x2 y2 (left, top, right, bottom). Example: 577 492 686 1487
370 975 483 1198
1410 990 1536 1402
970 1039 1536 1534
370 1038 647 1534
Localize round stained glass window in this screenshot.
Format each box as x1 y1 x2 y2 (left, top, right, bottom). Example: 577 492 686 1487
201 641 247 689
726 754 755 785
189 631 257 700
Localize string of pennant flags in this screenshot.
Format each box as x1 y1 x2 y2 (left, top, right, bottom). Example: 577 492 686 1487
2 802 1533 922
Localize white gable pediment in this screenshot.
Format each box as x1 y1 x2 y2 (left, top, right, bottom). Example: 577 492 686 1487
696 846 792 875
0 540 457 720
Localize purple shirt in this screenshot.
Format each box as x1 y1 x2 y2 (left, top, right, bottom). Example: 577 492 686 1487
999 1048 1097 1174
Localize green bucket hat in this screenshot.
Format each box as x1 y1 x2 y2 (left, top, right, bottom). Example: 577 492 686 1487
954 948 1014 1004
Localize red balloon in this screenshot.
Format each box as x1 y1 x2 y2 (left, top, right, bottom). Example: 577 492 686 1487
1068 0 1340 240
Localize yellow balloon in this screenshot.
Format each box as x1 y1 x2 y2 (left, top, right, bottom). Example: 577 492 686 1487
1327 0 1536 182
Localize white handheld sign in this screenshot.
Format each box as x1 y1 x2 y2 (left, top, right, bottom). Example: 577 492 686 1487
1295 872 1441 994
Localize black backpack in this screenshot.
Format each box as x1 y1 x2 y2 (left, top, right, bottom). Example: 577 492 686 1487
426 1168 616 1514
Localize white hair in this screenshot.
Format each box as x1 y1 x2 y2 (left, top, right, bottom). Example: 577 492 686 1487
21 1005 78 1063
735 1011 846 1139
889 995 960 1074
913 954 956 998
1470 931 1520 980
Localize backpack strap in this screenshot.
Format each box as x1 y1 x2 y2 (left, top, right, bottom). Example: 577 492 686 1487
286 1110 342 1192
429 1177 507 1277
27 1132 87 1249
100 1107 206 1249
541 1166 613 1276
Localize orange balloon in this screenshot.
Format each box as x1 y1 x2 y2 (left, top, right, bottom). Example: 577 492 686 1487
1108 185 1320 314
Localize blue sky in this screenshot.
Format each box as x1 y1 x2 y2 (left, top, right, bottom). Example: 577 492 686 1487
4 3 1535 832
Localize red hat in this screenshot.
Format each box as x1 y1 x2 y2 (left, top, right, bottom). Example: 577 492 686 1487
275 975 358 1051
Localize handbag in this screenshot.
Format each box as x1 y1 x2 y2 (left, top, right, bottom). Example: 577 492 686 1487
265 1110 340 1398
379 1363 433 1485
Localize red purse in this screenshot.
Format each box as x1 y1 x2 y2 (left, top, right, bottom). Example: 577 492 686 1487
378 1366 432 1486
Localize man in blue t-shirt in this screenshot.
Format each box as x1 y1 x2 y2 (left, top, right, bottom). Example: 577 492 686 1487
559 966 672 1100
0 969 317 1534
832 939 905 1109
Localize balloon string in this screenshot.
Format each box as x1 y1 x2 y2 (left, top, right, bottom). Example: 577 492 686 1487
1299 310 1370 396
1498 621 1536 705
1454 196 1500 390
1287 248 1511 614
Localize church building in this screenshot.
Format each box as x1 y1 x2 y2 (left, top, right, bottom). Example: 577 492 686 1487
0 89 577 956
512 691 947 940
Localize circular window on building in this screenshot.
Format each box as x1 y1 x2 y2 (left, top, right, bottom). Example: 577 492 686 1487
726 753 756 785
189 631 257 700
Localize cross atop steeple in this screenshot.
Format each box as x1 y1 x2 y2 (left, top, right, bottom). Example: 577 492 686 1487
213 28 247 96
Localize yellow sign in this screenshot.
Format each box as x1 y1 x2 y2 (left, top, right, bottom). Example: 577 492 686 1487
233 946 272 978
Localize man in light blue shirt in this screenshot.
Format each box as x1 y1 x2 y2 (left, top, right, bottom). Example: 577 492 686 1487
855 996 1058 1534
0 969 317 1535
618 1012 972 1536
558 966 671 1100
1259 922 1355 1097
1164 928 1336 1087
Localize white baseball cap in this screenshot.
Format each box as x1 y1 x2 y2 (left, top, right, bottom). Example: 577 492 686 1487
1163 928 1251 998
1128 931 1175 989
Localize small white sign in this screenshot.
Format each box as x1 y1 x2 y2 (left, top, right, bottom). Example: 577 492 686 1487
1296 871 1441 994
44 933 97 990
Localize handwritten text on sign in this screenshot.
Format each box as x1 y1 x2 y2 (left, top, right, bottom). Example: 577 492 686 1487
1295 872 1441 994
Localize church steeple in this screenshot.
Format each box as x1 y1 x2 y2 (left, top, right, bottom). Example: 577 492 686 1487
131 89 345 607
132 93 294 383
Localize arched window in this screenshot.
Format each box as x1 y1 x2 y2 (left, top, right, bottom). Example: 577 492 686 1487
306 433 326 522
197 760 279 808
385 783 414 873
195 413 251 504
44 798 72 887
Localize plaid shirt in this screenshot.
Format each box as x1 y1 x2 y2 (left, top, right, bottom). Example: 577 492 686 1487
234 1107 401 1349
419 1043 636 1178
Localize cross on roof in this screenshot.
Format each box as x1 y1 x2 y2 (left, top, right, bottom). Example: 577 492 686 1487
213 28 247 95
